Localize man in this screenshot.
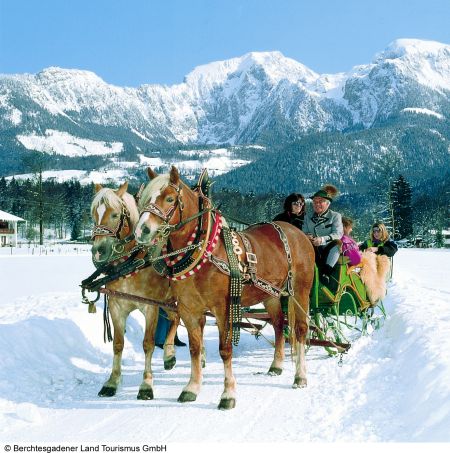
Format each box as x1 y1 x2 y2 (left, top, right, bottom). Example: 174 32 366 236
302 185 343 284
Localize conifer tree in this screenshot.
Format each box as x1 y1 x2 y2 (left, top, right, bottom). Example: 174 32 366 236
390 175 413 239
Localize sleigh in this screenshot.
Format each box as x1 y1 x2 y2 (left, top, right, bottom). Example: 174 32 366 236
82 168 390 408
241 255 387 355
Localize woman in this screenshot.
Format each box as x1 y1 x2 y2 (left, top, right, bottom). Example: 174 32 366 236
360 222 398 257
341 217 362 266
273 193 305 230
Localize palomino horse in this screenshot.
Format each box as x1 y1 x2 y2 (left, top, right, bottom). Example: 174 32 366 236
91 182 181 399
134 167 315 409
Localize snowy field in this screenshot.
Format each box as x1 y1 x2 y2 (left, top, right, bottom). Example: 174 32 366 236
0 247 449 449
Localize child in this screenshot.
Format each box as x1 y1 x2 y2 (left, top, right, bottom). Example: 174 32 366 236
341 217 362 266
360 222 398 257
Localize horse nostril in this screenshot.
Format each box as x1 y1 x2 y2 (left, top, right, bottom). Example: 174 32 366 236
142 225 150 235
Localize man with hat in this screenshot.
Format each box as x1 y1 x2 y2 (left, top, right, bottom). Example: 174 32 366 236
302 184 343 285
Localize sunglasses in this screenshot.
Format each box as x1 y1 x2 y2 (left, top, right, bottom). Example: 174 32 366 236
373 228 381 233
292 201 304 206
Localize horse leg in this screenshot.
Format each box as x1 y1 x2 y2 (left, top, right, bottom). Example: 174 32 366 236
215 312 236 410
291 289 309 389
163 312 178 370
177 312 205 403
266 299 286 376
137 304 159 400
98 299 128 397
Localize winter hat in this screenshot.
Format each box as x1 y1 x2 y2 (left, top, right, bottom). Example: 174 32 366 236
311 184 339 202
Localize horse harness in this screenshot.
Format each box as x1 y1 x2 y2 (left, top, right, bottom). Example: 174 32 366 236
82 171 295 347
210 223 294 297
82 194 154 310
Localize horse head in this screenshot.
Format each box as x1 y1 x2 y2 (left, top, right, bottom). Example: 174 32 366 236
135 166 187 247
90 181 139 266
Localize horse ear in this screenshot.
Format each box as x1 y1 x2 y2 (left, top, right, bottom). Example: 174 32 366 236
169 166 180 185
95 183 103 193
147 168 158 180
116 181 129 197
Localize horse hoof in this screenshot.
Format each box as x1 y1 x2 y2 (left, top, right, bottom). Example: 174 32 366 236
98 386 116 397
292 377 307 389
177 391 197 403
268 367 282 376
137 388 154 400
218 398 236 410
164 356 176 370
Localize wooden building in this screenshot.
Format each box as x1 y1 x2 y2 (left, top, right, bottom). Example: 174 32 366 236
0 210 25 246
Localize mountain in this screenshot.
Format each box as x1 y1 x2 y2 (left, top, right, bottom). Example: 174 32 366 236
0 38 449 188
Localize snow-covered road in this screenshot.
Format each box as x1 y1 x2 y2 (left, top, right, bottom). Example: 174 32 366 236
0 248 449 443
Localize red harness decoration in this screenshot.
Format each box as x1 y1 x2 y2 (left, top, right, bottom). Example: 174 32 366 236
162 225 199 267
168 212 223 281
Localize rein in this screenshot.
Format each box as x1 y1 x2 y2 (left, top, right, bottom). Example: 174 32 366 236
98 288 177 312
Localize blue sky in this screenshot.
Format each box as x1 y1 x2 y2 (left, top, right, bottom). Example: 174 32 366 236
1 0 449 87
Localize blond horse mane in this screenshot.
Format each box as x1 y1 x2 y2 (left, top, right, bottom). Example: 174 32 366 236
138 174 171 211
91 187 139 226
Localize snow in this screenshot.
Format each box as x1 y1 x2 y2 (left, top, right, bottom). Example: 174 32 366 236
380 39 448 60
401 107 445 119
0 247 449 447
7 169 130 185
0 209 25 222
175 157 250 176
176 148 250 175
17 130 123 157
2 39 450 151
374 39 450 91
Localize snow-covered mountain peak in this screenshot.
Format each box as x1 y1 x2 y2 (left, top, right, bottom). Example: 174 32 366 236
35 66 107 88
183 51 319 98
184 56 242 94
370 39 450 92
1 38 449 156
377 38 450 61
236 50 319 85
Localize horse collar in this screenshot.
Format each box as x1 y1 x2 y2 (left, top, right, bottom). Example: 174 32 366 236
154 211 223 281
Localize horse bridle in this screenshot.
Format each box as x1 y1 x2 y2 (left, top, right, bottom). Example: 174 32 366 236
139 182 185 236
139 181 214 245
91 202 134 254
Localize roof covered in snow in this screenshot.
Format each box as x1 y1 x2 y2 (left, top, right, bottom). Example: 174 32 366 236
0 209 25 222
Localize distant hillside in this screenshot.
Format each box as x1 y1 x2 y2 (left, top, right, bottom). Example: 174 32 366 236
0 38 449 189
215 113 450 193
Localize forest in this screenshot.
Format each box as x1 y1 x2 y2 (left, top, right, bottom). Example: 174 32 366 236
0 171 446 247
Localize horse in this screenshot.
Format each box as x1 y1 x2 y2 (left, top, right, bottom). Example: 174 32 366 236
90 181 182 399
134 166 315 409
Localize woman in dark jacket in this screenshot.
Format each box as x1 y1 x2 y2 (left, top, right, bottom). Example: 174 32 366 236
360 222 398 257
273 193 305 230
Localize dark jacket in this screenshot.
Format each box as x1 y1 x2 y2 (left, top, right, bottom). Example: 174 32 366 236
273 211 304 230
360 239 398 257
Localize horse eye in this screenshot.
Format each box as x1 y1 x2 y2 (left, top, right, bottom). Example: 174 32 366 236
111 213 119 219
166 197 175 203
